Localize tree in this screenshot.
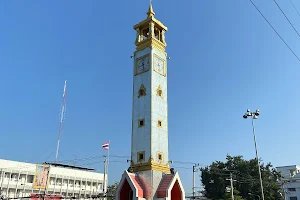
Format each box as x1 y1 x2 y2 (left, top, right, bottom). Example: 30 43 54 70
106 181 119 200
200 155 282 200
224 189 245 200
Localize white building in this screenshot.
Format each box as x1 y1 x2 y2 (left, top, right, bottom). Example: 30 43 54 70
277 165 300 200
0 159 106 199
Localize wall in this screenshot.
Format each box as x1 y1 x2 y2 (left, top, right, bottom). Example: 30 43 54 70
277 165 300 200
0 159 105 199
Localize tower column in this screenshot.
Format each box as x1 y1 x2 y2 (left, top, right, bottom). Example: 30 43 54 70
116 3 185 200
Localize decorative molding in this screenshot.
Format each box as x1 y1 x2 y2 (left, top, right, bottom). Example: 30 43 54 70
156 85 163 98
135 37 166 52
130 157 170 173
133 16 168 32
138 84 146 98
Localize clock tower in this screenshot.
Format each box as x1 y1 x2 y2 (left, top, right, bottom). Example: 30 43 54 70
131 2 169 174
116 4 185 200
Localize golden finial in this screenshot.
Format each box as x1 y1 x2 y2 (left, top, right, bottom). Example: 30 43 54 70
147 2 155 18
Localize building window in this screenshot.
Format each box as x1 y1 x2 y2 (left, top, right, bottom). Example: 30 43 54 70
138 119 145 127
11 174 17 181
157 120 162 128
288 188 296 192
157 152 163 162
137 152 145 162
290 197 297 200
27 175 34 183
138 84 146 98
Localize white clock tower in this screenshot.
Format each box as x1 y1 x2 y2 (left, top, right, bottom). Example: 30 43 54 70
131 3 169 174
116 4 185 200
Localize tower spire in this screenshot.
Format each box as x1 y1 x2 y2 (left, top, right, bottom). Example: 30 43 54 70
147 2 155 18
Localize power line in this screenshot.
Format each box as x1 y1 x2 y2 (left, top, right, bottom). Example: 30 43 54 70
202 168 261 183
289 0 300 18
208 171 231 177
86 160 128 165
173 166 191 170
249 0 300 62
204 169 276 185
27 143 57 164
45 151 56 162
273 0 300 37
46 154 129 164
172 161 206 166
172 161 197 165
48 156 101 163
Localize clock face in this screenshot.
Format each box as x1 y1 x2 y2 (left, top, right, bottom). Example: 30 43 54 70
153 55 165 75
136 55 150 75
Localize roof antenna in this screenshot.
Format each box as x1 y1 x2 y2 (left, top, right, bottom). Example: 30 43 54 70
55 80 67 163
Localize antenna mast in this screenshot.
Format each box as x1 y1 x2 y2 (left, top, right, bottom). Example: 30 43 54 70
55 80 67 163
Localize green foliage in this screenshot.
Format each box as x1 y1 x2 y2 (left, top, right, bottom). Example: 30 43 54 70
200 155 282 200
224 189 245 200
106 181 119 200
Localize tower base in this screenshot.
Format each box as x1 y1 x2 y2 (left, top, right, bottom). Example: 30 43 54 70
116 170 185 200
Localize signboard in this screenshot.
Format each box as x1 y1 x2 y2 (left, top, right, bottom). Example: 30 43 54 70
30 194 62 200
32 164 50 189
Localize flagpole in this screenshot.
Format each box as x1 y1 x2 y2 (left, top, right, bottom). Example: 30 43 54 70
107 140 110 188
101 141 110 196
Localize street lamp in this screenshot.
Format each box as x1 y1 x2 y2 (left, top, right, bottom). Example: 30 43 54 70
249 193 261 200
243 109 265 200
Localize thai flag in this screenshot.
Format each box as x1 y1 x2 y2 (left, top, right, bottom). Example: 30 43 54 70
102 142 109 150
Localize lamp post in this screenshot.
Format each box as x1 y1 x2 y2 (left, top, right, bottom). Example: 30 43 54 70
248 193 261 200
243 109 265 200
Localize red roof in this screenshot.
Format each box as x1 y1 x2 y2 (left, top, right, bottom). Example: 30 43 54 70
129 174 144 197
129 174 152 198
156 174 174 198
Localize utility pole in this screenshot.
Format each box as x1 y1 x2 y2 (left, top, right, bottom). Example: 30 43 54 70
192 164 199 199
226 173 235 200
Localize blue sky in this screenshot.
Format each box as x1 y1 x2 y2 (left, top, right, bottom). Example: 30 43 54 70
1 0 300 194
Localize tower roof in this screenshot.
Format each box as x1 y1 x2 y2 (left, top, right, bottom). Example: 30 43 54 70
146 3 155 18
133 4 167 31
